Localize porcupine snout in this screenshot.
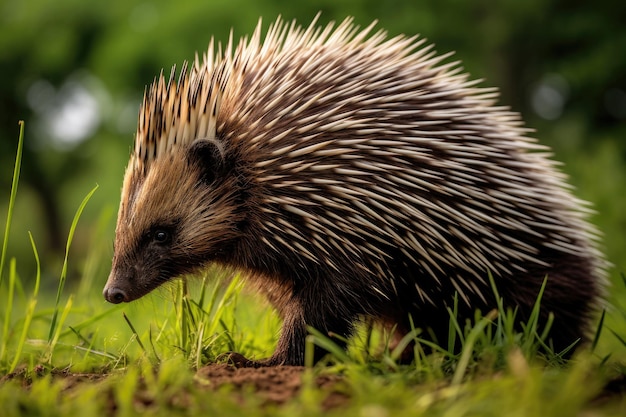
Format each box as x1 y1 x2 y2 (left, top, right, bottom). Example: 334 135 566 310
103 285 128 304
103 271 131 304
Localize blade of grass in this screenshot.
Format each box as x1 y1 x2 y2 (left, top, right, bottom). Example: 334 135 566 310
446 293 464 348
451 308 498 387
197 273 209 310
48 185 99 342
123 312 147 355
177 280 190 355
73 344 120 361
76 206 114 299
609 328 626 349
390 327 423 362
7 233 42 373
59 304 124 337
521 276 548 354
28 232 41 298
218 318 236 352
447 292 459 352
306 327 351 364
68 326 92 346
211 274 242 331
194 320 206 369
123 312 160 366
148 327 161 363
45 295 74 364
0 258 17 366
0 121 24 288
591 309 606 353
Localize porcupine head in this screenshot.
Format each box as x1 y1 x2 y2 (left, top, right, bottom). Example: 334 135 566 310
104 19 324 367
104 16 606 366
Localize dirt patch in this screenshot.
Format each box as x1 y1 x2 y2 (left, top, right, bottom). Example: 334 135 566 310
196 364 347 408
2 363 348 411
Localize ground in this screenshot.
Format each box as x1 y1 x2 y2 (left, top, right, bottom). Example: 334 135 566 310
0 363 349 413
196 364 347 407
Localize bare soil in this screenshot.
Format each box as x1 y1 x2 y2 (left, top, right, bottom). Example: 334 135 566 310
196 364 348 407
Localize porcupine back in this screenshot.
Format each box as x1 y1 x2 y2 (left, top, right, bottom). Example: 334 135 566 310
114 16 606 363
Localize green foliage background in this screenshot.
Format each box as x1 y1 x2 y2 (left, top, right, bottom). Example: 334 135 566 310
0 0 624 342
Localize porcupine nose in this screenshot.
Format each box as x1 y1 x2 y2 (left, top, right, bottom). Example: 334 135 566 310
103 287 128 304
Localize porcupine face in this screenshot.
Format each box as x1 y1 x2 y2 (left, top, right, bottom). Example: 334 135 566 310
103 139 242 303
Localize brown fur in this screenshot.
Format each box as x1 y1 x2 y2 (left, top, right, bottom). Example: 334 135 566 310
103 16 606 366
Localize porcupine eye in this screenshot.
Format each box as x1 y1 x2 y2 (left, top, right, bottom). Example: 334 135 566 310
154 230 169 243
145 223 177 247
149 228 172 246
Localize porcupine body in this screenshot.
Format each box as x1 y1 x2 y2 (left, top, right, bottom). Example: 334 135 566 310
103 16 606 366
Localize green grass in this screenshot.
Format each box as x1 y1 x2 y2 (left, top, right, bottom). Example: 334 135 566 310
1 122 626 416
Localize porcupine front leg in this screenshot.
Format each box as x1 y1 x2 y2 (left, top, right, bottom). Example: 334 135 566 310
225 296 355 367
220 308 310 368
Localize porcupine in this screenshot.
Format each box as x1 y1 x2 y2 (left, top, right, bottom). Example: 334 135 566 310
103 16 606 366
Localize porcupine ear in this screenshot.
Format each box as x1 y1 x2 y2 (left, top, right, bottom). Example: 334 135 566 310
188 138 229 185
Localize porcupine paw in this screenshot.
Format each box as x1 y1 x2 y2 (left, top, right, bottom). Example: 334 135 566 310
217 352 266 368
